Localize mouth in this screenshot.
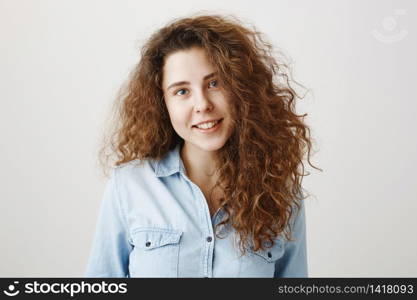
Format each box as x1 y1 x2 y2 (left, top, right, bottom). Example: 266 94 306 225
192 118 223 132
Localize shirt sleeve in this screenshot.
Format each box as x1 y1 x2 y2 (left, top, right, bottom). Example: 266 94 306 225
84 168 132 277
274 199 308 278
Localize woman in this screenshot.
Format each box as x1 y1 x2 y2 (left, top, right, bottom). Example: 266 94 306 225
85 14 319 278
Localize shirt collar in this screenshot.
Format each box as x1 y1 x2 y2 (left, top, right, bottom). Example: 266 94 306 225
154 143 186 177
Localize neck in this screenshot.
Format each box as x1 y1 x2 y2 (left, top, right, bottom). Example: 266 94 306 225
180 142 220 185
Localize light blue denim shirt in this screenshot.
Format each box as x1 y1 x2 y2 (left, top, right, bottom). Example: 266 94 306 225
85 144 308 278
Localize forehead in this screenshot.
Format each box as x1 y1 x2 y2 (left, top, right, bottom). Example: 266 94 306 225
162 47 215 88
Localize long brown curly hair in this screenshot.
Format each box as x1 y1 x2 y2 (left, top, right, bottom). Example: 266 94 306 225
99 14 321 254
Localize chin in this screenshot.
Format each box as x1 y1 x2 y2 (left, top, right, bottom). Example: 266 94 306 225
188 139 227 153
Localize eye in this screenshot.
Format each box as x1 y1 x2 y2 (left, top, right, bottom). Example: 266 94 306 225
208 80 218 88
175 88 188 96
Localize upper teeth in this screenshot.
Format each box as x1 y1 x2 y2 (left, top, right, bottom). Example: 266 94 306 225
196 120 219 129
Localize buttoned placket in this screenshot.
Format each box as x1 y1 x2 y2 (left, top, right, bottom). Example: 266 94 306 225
179 172 217 278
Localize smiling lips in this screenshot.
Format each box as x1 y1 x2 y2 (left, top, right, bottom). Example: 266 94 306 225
192 118 222 129
192 118 223 131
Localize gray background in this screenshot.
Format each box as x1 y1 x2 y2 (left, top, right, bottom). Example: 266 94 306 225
1 0 416 277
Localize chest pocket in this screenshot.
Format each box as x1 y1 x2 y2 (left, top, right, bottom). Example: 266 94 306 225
128 228 182 278
248 240 285 262
239 239 285 277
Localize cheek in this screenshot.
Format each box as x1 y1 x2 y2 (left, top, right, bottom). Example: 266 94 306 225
217 91 232 112
165 103 190 130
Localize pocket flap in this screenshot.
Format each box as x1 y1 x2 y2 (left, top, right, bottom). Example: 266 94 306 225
248 239 284 262
131 228 182 250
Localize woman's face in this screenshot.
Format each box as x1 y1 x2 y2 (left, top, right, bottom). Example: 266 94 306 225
162 47 234 153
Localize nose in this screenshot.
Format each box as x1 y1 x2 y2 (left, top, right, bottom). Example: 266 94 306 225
194 90 213 113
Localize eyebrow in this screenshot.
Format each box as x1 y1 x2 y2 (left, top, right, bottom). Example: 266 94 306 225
166 72 217 91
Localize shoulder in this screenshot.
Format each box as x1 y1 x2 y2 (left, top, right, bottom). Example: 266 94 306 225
111 158 158 186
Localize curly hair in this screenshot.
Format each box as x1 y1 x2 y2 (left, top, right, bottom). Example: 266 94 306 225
99 14 321 255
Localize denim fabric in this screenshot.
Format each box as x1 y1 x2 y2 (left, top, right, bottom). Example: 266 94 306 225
85 144 308 277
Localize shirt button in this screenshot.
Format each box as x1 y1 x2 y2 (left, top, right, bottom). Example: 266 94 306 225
206 236 212 242
267 252 272 258
145 242 151 247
